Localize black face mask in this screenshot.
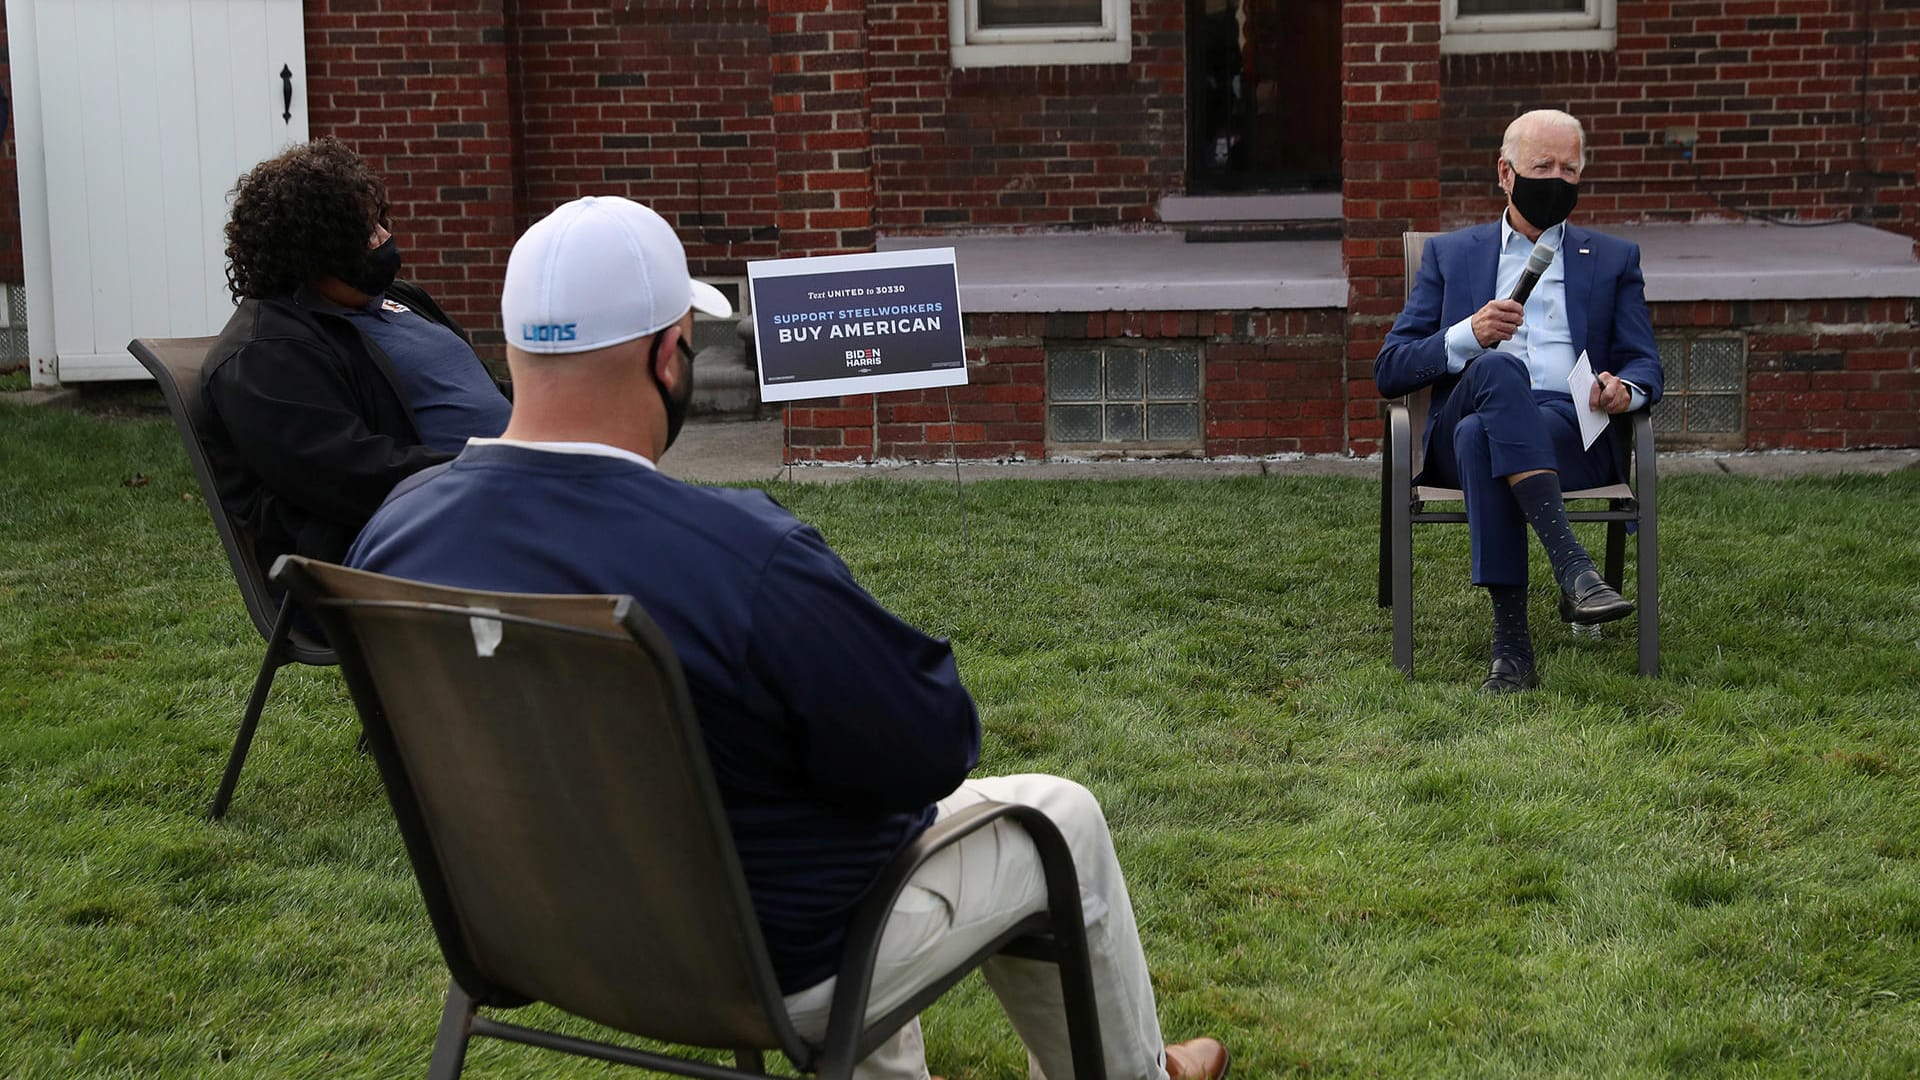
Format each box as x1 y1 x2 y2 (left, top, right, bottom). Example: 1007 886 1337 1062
1507 170 1579 231
341 236 402 298
651 335 696 452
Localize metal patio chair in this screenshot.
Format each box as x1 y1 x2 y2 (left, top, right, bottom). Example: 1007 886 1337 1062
1376 232 1659 678
272 555 1107 1079
129 336 338 818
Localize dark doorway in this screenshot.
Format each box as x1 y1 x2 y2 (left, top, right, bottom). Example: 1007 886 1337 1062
1188 0 1342 193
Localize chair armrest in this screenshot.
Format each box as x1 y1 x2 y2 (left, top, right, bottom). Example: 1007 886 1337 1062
1388 402 1411 478
1629 407 1656 515
1379 401 1412 608
1631 408 1654 480
823 800 1079 1061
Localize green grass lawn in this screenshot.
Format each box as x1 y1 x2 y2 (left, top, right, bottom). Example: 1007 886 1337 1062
3 399 1919 1078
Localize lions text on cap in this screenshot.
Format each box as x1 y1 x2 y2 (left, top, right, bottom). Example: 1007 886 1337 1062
522 322 578 344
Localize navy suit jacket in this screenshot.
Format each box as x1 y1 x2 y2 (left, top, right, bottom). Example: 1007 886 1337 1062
1375 222 1664 456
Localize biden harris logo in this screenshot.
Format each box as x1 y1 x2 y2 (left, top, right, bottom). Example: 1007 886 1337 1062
521 322 578 344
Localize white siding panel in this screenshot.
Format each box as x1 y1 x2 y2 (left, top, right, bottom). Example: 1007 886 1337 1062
224 0 279 172
192 0 243 330
16 0 307 380
151 4 215 337
116 2 175 343
34 0 95 357
76 1 136 357
10 0 60 385
264 0 310 148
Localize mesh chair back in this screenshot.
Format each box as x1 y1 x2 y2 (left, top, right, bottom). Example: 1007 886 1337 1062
129 337 331 662
275 557 803 1058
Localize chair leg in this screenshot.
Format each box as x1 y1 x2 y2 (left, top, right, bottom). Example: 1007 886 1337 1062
1055 929 1105 1080
1388 406 1414 677
733 1048 767 1073
1637 488 1659 679
1391 512 1414 678
1378 438 1394 609
1632 410 1659 678
209 598 296 819
1603 520 1625 590
427 980 477 1080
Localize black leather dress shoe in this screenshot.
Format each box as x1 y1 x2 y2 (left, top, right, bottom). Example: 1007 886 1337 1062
1480 654 1539 694
1559 568 1634 625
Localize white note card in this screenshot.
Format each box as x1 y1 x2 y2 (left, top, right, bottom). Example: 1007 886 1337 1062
1567 351 1610 450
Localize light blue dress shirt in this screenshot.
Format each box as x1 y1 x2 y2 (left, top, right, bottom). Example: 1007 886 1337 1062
1442 217 1646 411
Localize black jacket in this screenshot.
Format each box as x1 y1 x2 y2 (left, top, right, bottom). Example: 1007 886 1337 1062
201 279 502 571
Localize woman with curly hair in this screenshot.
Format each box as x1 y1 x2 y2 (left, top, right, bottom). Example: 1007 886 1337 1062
222 136 396 302
199 138 509 574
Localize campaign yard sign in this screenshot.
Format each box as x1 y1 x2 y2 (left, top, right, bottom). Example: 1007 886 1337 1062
748 248 967 403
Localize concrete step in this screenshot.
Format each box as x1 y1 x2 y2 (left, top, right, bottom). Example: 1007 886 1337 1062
688 342 765 419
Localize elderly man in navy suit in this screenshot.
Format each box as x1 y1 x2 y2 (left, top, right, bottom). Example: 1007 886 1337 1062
1375 109 1664 693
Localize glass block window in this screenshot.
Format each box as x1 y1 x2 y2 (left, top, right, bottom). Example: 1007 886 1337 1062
0 286 27 369
1048 344 1201 449
1654 335 1745 448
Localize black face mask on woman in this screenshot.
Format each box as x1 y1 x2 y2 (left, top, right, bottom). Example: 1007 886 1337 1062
1507 170 1579 231
341 236 403 298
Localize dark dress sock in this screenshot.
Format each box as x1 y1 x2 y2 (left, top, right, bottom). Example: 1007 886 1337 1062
1510 472 1597 592
1488 584 1533 664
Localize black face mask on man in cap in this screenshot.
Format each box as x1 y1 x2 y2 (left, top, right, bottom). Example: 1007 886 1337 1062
1507 170 1579 232
650 335 696 451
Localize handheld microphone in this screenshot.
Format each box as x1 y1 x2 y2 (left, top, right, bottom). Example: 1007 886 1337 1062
1508 240 1556 305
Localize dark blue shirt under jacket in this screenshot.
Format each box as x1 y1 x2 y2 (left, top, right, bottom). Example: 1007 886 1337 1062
345 440 982 993
339 295 510 452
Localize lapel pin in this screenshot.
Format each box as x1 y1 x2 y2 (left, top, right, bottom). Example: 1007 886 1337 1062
1578 248 1590 254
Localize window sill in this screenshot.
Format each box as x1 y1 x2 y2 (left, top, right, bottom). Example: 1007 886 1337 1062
949 38 1129 69
1159 193 1341 224
1440 28 1615 54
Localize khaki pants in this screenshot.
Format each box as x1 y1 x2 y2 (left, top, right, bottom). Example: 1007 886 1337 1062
783 774 1170 1080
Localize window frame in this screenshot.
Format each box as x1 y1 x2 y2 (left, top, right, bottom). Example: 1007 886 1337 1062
1439 0 1616 55
949 0 1131 70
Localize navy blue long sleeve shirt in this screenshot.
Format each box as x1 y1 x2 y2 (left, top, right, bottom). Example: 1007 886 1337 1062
346 440 981 992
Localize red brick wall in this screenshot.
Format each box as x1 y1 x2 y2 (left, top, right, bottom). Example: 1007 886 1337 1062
875 332 1046 461
510 0 779 269
303 0 783 358
304 0 519 354
1341 0 1443 457
1203 311 1349 455
866 1 1188 233
781 309 1349 462
1436 2 1920 240
764 0 877 464
770 0 873 256
1707 298 1920 449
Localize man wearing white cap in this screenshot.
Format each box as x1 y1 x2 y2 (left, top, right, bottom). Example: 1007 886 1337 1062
345 195 1229 1080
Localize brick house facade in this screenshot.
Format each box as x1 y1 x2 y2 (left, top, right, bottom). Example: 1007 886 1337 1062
4 0 1915 453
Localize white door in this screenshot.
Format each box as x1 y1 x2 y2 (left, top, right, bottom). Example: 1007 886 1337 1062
9 0 308 385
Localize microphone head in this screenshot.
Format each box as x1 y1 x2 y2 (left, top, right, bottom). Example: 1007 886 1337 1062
1526 240 1556 275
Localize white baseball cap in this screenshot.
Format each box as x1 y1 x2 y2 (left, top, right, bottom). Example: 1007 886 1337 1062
502 195 733 355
